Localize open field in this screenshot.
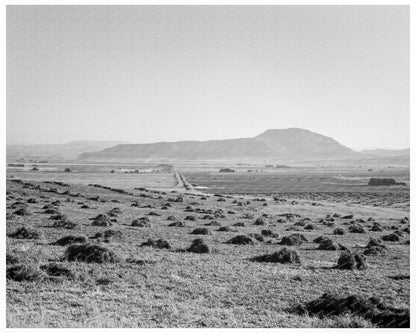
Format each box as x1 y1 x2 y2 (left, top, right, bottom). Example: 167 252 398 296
184 169 410 194
6 165 410 328
6 163 178 190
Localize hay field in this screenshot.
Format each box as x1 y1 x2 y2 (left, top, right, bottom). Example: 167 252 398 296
6 167 410 328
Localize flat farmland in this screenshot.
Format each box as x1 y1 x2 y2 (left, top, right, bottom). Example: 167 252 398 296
7 165 179 190
6 177 410 327
183 170 410 194
6 163 410 328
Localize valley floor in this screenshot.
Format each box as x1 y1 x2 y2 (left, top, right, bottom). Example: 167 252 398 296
6 173 410 328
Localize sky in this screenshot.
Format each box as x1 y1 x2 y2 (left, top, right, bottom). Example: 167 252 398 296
7 5 409 150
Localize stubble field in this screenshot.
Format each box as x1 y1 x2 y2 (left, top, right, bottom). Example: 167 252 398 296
6 165 410 328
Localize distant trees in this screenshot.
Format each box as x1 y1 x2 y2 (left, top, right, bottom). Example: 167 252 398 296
368 178 406 186
219 168 235 173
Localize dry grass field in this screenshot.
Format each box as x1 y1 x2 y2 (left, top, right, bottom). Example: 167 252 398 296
6 166 410 328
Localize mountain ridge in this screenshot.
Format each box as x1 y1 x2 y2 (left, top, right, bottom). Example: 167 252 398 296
7 140 129 160
78 128 359 161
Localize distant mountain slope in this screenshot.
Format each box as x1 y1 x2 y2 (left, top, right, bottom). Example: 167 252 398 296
79 128 360 161
7 140 128 160
361 148 410 157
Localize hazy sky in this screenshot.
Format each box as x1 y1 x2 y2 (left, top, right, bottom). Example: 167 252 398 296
7 5 409 150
